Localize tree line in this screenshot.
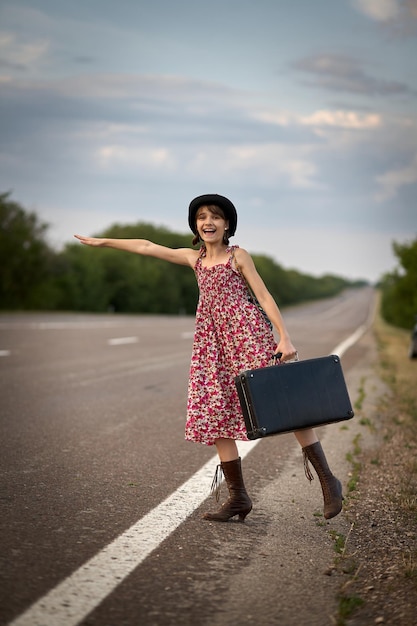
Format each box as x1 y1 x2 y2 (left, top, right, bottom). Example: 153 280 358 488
1 191 370 316
379 238 417 330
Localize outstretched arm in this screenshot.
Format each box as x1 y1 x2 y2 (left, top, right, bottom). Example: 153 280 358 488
234 247 297 360
74 235 199 267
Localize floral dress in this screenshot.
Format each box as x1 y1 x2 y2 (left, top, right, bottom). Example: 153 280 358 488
185 245 277 446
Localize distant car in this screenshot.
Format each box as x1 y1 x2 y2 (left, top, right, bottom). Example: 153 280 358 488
410 318 417 359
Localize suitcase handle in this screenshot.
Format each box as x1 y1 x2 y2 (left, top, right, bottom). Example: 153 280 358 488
272 351 300 364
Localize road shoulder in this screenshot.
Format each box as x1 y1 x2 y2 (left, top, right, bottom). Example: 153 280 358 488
338 318 417 625
200 313 417 626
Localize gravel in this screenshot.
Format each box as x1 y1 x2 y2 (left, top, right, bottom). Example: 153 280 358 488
336 325 417 626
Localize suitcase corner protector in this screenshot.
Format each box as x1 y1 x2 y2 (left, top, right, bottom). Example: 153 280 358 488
247 427 267 439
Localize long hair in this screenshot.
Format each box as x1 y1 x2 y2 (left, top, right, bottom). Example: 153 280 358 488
192 205 230 246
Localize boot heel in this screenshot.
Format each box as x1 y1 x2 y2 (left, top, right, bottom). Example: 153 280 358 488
238 507 252 522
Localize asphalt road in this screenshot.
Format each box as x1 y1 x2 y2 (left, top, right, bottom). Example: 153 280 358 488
0 287 375 626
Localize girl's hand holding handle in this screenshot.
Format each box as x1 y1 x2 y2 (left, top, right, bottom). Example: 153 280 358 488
275 337 298 363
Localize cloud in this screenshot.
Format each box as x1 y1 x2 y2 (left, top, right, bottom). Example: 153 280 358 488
375 152 417 200
352 0 417 35
0 31 49 73
0 72 319 154
352 0 402 21
253 108 381 130
0 67 415 245
300 110 381 129
407 0 417 18
73 55 96 65
0 68 409 214
293 53 413 96
96 145 177 172
187 143 322 189
92 139 322 190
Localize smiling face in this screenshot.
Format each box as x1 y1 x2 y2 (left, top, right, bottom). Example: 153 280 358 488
195 205 229 244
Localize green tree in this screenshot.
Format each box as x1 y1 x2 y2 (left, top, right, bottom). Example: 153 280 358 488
58 222 200 314
0 193 362 314
251 254 353 306
0 192 58 309
380 237 417 329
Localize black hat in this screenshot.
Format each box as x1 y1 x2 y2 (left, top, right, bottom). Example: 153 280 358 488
188 194 237 236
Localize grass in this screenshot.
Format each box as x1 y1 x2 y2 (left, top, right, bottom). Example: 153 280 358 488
336 595 364 624
358 416 374 429
354 377 366 411
403 551 417 580
333 302 417 624
374 314 417 522
329 529 346 554
345 433 362 496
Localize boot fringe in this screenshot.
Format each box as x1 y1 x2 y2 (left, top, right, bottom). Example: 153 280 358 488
303 449 315 483
210 464 224 502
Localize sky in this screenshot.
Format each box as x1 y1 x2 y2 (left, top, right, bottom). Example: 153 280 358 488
0 0 416 283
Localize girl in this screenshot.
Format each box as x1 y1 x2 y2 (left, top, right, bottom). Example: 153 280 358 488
75 193 343 522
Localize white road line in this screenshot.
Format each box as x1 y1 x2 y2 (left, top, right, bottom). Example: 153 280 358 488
107 336 139 346
9 440 258 626
0 350 11 357
332 295 375 358
10 316 373 626
332 324 368 357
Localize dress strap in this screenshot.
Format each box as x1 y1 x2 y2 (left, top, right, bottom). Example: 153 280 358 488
229 245 239 268
194 245 206 270
229 245 240 273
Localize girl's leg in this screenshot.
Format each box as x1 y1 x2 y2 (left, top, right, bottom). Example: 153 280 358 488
294 428 343 520
293 428 319 448
203 438 252 522
214 437 239 462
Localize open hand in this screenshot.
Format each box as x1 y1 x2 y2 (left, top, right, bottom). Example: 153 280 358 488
74 235 104 247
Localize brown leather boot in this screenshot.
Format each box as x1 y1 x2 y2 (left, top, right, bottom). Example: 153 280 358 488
203 457 252 522
302 441 343 520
